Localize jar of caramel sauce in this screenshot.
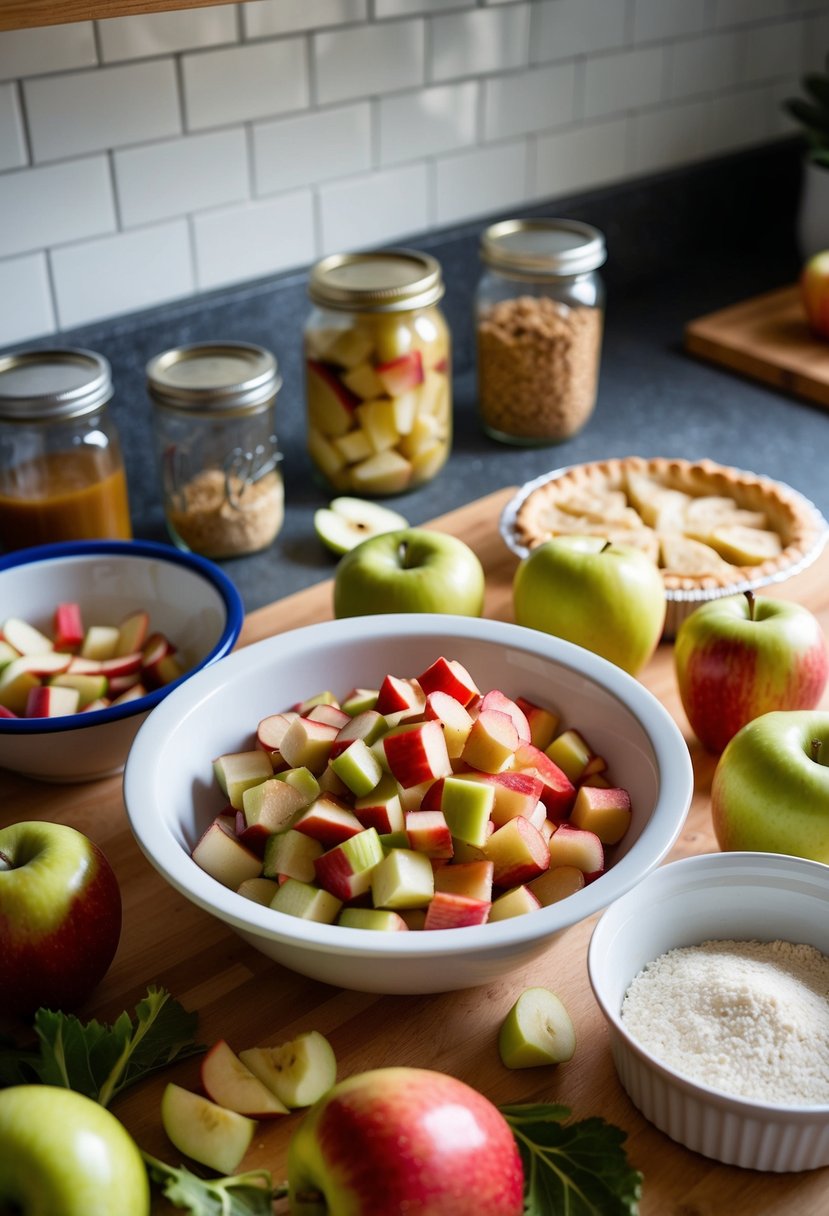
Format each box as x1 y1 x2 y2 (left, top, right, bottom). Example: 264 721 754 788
0 348 132 551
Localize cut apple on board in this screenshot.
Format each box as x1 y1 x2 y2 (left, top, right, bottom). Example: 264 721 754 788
161 1082 256 1174
191 656 632 929
239 1031 337 1109
200 1039 289 1117
498 987 576 1068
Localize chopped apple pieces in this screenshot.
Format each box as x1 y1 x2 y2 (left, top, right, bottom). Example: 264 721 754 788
191 656 634 929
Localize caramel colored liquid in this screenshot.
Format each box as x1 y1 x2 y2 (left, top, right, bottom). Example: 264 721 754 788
0 449 132 550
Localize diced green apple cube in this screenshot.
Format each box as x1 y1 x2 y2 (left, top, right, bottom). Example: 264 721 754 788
371 847 434 909
236 876 281 906
192 819 262 890
270 878 342 924
242 777 307 832
439 776 495 847
488 885 542 921
263 829 324 883
330 737 383 797
213 750 273 810
338 907 409 931
545 729 593 783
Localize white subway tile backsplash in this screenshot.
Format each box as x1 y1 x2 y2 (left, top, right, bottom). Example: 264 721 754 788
183 39 308 131
379 82 478 164
98 8 239 62
194 190 315 289
314 19 424 105
0 24 97 82
584 45 665 120
483 63 575 141
0 0 806 348
24 61 181 163
0 84 26 170
670 32 740 99
319 162 429 251
534 116 630 199
254 103 371 193
431 5 530 82
114 129 249 227
532 0 629 64
0 253 55 345
242 0 366 39
0 157 115 258
51 220 194 329
435 140 530 225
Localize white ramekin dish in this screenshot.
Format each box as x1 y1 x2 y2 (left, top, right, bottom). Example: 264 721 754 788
0 539 243 782
588 851 829 1172
123 614 693 995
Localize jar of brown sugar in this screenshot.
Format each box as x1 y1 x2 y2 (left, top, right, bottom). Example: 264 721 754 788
476 218 606 445
147 342 283 560
0 347 132 552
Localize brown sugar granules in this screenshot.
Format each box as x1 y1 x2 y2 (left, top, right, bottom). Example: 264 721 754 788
477 294 603 442
168 467 283 558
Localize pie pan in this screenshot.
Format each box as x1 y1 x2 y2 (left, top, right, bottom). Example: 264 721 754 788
500 459 829 638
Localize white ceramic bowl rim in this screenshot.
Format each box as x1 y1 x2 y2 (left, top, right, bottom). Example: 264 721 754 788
0 538 244 734
588 849 829 1117
125 614 694 960
500 464 829 603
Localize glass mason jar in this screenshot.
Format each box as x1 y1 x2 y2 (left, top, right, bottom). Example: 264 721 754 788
305 249 451 496
0 347 132 552
147 341 284 560
476 219 606 445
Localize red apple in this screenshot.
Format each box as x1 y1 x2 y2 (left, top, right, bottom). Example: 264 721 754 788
0 821 122 1017
801 249 829 340
674 591 829 753
287 1067 523 1215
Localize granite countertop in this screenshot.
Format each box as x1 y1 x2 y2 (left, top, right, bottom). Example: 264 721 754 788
7 142 825 613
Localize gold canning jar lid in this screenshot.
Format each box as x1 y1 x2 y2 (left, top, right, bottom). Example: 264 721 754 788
146 342 281 419
481 218 606 279
308 249 445 313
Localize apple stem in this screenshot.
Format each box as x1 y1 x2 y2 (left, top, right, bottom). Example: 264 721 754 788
601 540 612 554
0 851 10 872
811 739 824 765
744 590 756 620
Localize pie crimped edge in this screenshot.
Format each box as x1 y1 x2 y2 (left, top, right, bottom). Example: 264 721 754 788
502 456 829 598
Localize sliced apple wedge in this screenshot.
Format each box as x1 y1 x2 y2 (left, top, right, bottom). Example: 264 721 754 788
314 496 409 556
161 1082 256 1174
498 987 576 1068
239 1030 337 1109
200 1039 289 1118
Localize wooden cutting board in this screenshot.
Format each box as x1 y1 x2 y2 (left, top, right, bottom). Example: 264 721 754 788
2 486 829 1216
684 284 829 408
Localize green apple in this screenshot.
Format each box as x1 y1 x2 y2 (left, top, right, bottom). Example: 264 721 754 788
0 820 122 1017
0 1085 150 1216
314 496 409 555
333 528 485 618
513 535 666 675
711 710 829 860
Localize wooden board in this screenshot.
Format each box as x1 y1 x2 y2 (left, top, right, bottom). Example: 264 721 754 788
2 486 829 1215
684 284 829 408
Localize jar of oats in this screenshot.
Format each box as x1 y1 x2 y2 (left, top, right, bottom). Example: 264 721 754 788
476 218 606 445
147 342 284 559
305 249 451 496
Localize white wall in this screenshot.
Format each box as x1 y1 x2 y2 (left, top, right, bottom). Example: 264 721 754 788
0 0 827 348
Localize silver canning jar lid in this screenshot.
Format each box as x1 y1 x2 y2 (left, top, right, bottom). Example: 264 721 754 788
308 248 445 313
0 348 113 421
146 342 281 417
480 219 607 278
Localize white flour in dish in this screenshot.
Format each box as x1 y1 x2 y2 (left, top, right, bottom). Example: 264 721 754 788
620 938 829 1105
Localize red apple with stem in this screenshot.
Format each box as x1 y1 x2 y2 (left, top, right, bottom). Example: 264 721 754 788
801 249 829 340
0 821 122 1017
674 591 828 753
287 1066 524 1215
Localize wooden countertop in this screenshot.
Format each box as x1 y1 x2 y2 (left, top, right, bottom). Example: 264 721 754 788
2 486 828 1215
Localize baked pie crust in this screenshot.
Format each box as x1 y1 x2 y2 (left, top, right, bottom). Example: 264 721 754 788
512 456 826 593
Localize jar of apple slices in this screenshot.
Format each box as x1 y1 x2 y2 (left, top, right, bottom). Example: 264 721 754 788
304 249 451 495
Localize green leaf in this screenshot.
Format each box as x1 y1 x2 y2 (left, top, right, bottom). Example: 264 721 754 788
0 986 203 1106
501 1104 643 1216
143 1154 279 1216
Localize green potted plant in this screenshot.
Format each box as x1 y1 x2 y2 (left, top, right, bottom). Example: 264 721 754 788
784 53 829 256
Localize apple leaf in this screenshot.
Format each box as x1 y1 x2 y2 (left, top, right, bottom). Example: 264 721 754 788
143 1154 282 1216
0 985 202 1107
501 1103 643 1216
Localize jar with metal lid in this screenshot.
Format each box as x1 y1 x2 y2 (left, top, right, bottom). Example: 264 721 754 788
147 342 283 560
305 248 451 495
476 218 606 445
0 347 132 552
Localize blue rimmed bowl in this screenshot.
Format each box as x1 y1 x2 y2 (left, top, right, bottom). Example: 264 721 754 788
0 539 243 783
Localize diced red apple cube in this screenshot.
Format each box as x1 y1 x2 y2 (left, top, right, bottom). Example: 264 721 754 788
484 816 550 888
569 785 632 845
424 891 491 929
547 823 605 880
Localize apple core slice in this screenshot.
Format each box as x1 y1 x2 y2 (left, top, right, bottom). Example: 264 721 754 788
160 1082 256 1174
498 987 576 1068
314 496 409 555
200 1039 289 1117
240 1031 337 1109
